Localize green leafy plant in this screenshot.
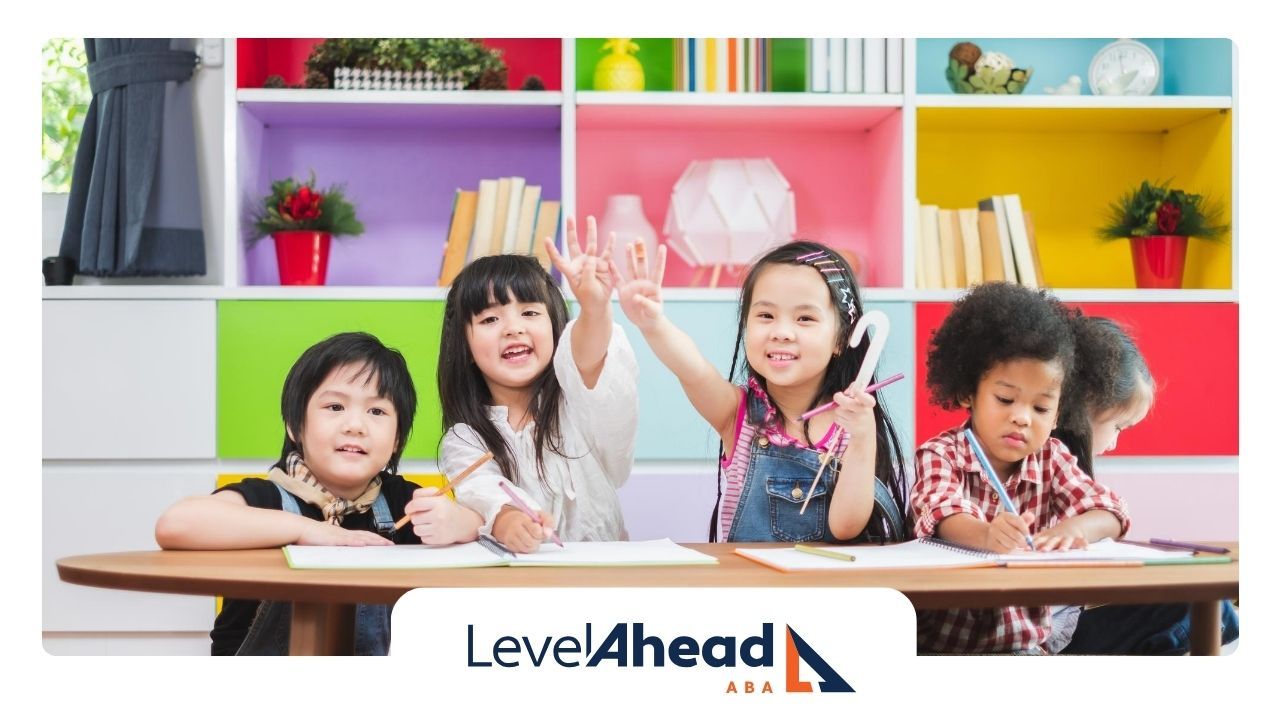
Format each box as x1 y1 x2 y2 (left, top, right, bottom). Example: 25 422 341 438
42 38 90 192
1099 180 1229 241
250 173 364 245
301 38 507 89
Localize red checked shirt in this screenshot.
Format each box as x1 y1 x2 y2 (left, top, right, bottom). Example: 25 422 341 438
912 424 1131 654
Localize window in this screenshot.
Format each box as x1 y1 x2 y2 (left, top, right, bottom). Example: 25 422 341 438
42 39 90 193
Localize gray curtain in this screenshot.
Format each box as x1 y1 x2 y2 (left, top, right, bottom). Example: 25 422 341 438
59 38 206 277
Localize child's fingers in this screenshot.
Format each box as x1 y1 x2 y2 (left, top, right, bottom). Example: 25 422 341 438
544 237 572 276
653 244 667 286
584 216 598 257
601 230 616 263
564 217 581 258
635 294 662 317
606 257 624 288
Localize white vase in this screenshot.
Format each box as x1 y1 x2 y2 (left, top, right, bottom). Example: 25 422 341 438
598 194 658 277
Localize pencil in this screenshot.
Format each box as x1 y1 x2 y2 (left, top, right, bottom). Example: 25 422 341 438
963 428 1035 551
795 544 856 561
392 451 494 531
797 372 906 421
499 479 564 548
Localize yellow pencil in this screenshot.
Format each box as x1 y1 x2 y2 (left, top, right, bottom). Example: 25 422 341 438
393 451 494 531
795 544 856 562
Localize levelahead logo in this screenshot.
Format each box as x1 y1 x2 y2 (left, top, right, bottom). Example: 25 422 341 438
393 588 914 710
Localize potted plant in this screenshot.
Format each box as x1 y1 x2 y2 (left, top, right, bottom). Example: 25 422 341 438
251 173 364 285
1098 180 1228 289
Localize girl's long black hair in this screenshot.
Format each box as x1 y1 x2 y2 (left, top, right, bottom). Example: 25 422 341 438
710 240 912 540
438 255 571 489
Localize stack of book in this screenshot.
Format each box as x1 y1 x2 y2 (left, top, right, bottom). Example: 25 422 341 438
674 38 774 92
915 194 1045 290
438 178 561 286
808 38 904 94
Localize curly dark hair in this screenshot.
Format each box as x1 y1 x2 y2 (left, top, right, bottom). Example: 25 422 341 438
925 282 1076 411
1053 316 1154 475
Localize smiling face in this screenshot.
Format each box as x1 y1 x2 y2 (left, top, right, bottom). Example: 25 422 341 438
744 263 842 395
963 357 1065 481
296 363 399 499
466 299 556 405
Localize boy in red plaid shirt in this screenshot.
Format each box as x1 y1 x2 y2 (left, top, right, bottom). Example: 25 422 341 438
912 283 1130 654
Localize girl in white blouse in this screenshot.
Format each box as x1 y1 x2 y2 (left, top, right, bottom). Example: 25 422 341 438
406 216 638 552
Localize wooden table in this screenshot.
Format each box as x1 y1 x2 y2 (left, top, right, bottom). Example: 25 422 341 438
57 542 1238 656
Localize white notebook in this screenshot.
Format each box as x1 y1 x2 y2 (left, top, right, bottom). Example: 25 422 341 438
736 538 1193 572
284 538 719 570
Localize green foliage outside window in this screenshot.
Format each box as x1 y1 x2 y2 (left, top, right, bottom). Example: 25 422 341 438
43 39 90 193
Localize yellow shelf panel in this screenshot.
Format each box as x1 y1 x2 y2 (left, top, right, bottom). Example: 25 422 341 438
917 108 1232 289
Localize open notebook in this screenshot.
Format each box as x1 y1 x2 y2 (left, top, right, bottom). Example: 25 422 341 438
736 538 1212 572
283 538 719 570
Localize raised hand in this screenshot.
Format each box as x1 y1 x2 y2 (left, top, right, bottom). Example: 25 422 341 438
544 216 617 314
617 239 668 332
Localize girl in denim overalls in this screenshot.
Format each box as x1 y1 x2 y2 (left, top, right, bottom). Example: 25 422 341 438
617 240 911 543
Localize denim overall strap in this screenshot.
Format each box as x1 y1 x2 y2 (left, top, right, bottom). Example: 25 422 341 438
235 482 392 655
872 476 906 541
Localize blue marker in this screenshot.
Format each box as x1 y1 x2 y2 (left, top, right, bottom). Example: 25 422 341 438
963 428 1035 550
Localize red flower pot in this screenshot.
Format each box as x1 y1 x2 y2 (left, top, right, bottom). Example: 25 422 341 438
272 230 332 285
1128 235 1188 289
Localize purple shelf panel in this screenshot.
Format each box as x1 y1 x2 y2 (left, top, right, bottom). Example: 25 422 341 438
241 124 561 286
239 99 562 130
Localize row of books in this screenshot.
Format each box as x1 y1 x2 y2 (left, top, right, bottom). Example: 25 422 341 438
673 38 774 93
809 38 904 94
438 177 561 286
916 194 1045 290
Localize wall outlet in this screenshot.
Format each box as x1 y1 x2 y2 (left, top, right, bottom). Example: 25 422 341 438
200 38 224 68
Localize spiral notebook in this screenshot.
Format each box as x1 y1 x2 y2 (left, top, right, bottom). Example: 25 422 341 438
284 538 719 570
735 537 1197 572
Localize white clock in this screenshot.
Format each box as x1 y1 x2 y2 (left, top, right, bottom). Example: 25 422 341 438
1088 39 1160 96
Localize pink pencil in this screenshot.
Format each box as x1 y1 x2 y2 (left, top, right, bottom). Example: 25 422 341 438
499 480 564 548
796 372 906 421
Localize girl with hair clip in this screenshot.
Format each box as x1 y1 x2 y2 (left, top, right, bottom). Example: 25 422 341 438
1050 314 1239 655
617 239 911 544
424 217 639 553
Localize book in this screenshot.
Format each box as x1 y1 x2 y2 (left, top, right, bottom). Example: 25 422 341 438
735 37 746 92
532 199 561 270
284 538 719 570
976 204 1006 282
438 189 478 286
736 537 1195 573
986 196 1018 283
1024 210 1046 287
886 38 904 93
514 184 542 255
918 204 943 289
937 208 961 289
489 177 513 255
829 38 845 93
957 207 983 287
715 37 728 92
810 38 829 92
844 38 863 92
1002 193 1038 289
863 38 887 93
500 177 527 254
468 179 499 262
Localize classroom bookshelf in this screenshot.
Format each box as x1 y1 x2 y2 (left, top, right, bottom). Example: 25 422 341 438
42 38 1239 654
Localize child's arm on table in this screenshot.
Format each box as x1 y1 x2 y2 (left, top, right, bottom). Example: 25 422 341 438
155 491 392 550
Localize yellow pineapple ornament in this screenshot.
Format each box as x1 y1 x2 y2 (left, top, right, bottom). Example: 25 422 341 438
593 38 644 91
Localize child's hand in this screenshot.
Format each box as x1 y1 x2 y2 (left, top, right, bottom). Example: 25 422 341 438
984 510 1035 553
492 505 555 553
296 520 394 547
1033 523 1090 552
617 240 667 332
404 488 476 546
545 216 617 314
831 381 877 441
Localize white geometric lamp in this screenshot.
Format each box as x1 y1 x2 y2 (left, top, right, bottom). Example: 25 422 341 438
664 158 795 279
